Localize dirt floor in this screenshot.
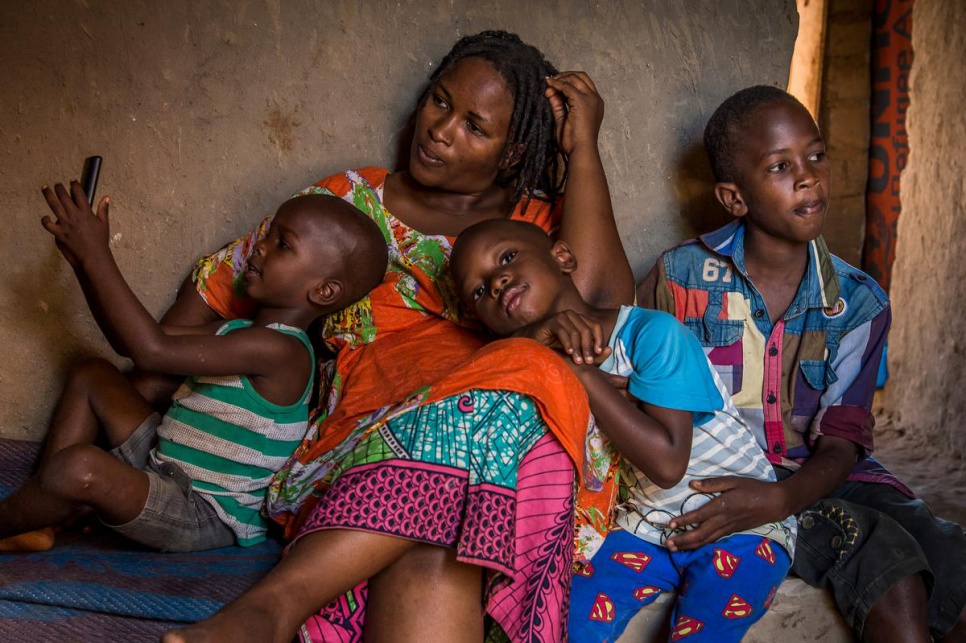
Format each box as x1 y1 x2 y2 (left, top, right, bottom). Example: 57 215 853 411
873 402 966 527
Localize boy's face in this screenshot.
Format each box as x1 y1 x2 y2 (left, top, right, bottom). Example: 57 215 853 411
243 202 337 308
725 100 830 245
452 225 573 336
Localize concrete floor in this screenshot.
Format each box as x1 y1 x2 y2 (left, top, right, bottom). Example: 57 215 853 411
873 396 966 527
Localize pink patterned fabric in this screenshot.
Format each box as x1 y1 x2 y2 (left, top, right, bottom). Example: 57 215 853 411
297 434 575 643
298 586 367 643
488 434 576 643
301 461 516 573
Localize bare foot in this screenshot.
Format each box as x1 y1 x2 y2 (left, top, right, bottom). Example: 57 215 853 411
160 607 285 643
160 622 221 643
0 528 55 552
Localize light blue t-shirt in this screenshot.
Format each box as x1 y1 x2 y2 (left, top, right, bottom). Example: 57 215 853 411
599 306 796 555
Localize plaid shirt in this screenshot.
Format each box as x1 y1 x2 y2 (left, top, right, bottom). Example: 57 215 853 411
642 220 911 496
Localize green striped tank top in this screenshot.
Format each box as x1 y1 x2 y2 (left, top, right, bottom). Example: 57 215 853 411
151 319 313 546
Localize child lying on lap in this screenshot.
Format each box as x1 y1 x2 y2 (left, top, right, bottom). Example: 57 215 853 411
450 218 794 642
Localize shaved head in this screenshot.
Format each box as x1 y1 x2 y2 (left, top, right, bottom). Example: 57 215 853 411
279 194 388 310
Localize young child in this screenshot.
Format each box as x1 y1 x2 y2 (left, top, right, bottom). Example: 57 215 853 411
638 86 966 641
450 218 795 643
0 183 387 553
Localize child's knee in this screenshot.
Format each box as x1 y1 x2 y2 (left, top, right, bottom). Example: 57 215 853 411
67 357 121 392
39 444 109 500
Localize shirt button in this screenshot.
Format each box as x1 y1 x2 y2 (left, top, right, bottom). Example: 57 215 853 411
768 346 778 356
801 515 815 529
767 393 777 404
772 443 782 453
754 309 765 319
830 535 843 550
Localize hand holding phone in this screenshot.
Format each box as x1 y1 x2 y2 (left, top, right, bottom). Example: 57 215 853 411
81 156 102 205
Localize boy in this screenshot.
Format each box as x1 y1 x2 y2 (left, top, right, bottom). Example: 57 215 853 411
0 183 387 552
638 85 966 641
450 218 794 642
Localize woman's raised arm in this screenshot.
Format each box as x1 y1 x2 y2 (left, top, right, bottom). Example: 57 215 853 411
546 72 633 309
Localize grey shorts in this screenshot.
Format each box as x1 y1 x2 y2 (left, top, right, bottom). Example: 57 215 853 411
108 413 236 552
783 473 966 639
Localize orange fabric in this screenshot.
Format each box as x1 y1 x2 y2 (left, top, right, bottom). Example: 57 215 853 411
309 329 589 471
192 168 595 537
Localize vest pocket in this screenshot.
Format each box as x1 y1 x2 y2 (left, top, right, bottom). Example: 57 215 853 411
799 359 838 390
685 317 744 397
684 317 743 347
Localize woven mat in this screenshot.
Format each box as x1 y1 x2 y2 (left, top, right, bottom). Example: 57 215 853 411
0 438 283 639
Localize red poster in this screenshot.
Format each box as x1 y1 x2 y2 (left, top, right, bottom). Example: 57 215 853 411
863 0 913 292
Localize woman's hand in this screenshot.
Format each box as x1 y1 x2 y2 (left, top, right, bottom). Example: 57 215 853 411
545 71 604 157
41 181 111 271
513 309 611 365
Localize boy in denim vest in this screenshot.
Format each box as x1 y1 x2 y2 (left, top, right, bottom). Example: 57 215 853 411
639 85 966 642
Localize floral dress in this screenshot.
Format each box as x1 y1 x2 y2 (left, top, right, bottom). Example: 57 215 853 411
192 167 600 642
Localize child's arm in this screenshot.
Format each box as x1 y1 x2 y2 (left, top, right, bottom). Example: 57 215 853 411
162 275 225 328
664 436 858 551
41 183 309 396
571 363 692 489
160 320 236 337
546 73 634 309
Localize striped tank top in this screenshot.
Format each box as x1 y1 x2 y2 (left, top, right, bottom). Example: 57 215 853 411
151 319 313 546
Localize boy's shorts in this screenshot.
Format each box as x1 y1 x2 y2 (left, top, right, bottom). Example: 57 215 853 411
788 477 966 639
108 413 236 552
569 528 791 643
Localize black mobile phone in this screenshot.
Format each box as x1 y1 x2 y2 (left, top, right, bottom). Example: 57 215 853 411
81 156 102 205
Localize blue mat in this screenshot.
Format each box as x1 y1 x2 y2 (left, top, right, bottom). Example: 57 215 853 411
0 439 283 639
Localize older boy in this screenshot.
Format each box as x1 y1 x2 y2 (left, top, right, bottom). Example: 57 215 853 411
0 185 387 552
451 219 794 643
639 85 966 642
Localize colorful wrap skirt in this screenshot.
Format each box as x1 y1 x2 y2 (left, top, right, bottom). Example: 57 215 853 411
293 389 576 643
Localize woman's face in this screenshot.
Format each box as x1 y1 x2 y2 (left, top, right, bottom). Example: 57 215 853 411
409 57 515 196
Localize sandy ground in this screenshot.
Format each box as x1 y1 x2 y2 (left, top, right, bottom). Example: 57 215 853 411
872 405 966 527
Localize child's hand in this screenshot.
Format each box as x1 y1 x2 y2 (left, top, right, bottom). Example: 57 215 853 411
514 309 611 365
544 71 604 157
41 181 111 270
664 477 791 551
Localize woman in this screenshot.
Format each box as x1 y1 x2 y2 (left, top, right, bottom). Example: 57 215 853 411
162 31 633 643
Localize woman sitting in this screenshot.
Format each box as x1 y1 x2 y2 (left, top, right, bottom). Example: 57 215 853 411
161 30 633 643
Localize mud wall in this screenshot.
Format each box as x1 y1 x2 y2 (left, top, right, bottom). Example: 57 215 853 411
884 0 966 457
0 0 797 439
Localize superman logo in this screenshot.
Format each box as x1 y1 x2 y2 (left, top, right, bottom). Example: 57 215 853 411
632 586 661 601
722 593 753 619
671 615 705 640
755 539 776 565
574 562 595 578
589 593 616 622
712 548 740 578
611 551 652 572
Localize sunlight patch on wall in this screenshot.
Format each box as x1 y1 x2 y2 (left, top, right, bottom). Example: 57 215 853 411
787 0 829 119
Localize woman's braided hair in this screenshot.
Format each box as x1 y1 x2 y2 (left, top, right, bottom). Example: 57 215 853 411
423 30 562 212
